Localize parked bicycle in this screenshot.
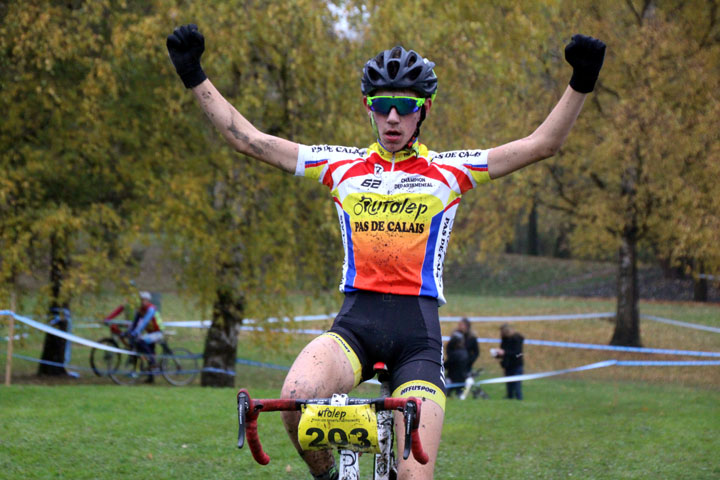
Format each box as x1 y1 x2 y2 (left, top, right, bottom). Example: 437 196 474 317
237 362 428 479
89 319 198 386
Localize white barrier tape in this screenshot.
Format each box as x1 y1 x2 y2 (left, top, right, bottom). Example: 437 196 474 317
445 359 720 389
517 338 720 358
2 333 29 341
474 360 617 385
234 325 720 358
1 310 136 355
237 325 326 335
65 312 720 337
164 320 212 328
642 315 720 333
7 310 719 362
440 335 720 358
616 360 720 366
440 312 616 322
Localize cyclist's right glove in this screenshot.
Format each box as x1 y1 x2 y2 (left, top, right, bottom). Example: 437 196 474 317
564 34 606 93
166 24 207 89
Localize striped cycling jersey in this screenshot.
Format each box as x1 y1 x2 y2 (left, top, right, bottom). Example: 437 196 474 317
296 141 491 305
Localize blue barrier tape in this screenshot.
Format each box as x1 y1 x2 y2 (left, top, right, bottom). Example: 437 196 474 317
236 357 291 371
642 315 720 333
4 350 235 377
9 352 94 373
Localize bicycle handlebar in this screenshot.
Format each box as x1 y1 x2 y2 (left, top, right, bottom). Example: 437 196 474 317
236 389 429 466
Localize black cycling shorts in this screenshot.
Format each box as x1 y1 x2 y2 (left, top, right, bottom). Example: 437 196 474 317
325 291 447 410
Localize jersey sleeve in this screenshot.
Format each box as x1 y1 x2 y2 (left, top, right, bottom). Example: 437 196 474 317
295 144 366 189
431 149 492 194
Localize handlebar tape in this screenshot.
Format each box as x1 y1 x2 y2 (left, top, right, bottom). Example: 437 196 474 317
245 415 270 465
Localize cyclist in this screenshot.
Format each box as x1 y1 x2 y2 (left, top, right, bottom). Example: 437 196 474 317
106 291 164 383
167 24 605 480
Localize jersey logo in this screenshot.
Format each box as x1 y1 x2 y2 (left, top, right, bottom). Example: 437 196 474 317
374 164 384 177
360 178 382 189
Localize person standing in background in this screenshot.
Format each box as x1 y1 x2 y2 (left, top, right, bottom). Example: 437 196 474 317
494 323 524 400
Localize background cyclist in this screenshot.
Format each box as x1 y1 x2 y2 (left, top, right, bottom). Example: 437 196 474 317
106 291 164 383
166 24 604 480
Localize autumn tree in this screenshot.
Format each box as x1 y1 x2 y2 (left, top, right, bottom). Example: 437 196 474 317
345 0 720 347
154 0 363 386
0 1 174 372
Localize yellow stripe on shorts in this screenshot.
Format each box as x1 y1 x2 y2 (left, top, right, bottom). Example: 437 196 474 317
392 380 446 412
322 332 363 387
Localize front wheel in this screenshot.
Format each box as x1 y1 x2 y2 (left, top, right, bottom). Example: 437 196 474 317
160 347 199 386
109 353 149 385
89 338 120 377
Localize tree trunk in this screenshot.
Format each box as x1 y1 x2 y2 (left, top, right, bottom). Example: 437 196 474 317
201 287 244 387
693 261 708 302
611 165 642 347
527 202 539 256
611 233 642 346
693 277 708 302
38 232 72 376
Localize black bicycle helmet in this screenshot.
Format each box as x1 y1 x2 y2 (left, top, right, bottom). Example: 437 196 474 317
361 46 438 99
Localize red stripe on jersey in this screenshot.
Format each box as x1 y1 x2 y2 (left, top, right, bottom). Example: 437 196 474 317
445 197 461 212
322 158 360 188
434 164 474 194
339 162 374 185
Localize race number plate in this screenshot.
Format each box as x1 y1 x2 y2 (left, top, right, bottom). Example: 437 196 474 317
298 404 380 453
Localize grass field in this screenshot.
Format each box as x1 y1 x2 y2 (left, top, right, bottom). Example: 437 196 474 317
1 380 718 479
2 254 719 478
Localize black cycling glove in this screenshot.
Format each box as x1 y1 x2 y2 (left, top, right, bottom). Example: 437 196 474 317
564 34 606 94
166 24 207 89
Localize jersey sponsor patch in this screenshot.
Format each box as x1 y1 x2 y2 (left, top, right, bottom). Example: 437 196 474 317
392 380 446 412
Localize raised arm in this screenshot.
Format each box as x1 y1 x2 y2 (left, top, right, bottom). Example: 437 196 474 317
488 34 606 179
166 24 298 173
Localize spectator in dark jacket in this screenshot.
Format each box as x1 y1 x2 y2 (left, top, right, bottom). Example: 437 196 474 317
445 318 479 396
494 323 524 400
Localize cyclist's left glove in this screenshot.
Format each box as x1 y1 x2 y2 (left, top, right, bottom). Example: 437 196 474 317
166 24 207 89
564 34 606 93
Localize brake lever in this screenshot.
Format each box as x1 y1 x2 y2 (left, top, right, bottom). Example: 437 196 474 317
237 391 249 448
402 400 418 460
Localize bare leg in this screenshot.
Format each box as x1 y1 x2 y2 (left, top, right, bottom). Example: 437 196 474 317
395 398 444 480
280 335 356 476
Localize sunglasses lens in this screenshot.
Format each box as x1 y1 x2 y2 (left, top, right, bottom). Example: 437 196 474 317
369 97 422 115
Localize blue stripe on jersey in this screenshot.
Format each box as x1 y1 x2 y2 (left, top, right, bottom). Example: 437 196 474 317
463 163 488 171
306 159 328 167
342 210 357 288
419 212 444 298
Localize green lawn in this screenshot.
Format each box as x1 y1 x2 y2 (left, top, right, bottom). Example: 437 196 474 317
2 259 719 479
1 381 718 479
